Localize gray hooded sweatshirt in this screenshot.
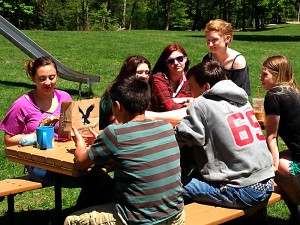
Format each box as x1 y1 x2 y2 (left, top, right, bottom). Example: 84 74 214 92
176 80 274 187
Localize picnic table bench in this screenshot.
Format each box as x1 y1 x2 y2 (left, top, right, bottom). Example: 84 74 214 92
184 192 282 225
0 176 44 225
3 140 282 225
0 178 282 225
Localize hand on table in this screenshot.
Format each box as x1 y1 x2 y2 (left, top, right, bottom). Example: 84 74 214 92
88 127 98 139
18 133 37 146
71 127 98 148
71 126 96 169
173 97 193 107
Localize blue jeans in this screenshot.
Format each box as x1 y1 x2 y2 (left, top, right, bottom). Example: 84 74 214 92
182 176 273 209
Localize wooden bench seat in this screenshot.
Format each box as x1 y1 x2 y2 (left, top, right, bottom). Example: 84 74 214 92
0 177 43 225
184 192 282 225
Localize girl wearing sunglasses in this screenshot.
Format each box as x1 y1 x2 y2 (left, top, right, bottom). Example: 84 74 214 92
202 19 251 96
150 43 192 112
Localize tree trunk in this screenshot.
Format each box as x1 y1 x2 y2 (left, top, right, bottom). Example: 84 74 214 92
129 0 138 30
164 0 170 30
192 0 201 31
82 0 89 31
254 6 260 30
122 0 126 29
242 0 246 31
222 0 227 21
102 1 109 30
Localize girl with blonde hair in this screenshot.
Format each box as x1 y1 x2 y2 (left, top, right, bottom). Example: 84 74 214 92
261 55 300 224
202 19 251 95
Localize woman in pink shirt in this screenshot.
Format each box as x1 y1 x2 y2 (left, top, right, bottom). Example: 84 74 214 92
0 57 72 144
0 56 113 209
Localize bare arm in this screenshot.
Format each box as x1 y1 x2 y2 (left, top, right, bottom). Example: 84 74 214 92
72 127 94 170
173 97 193 104
228 48 247 69
173 98 193 107
265 114 280 168
145 108 187 126
4 132 29 146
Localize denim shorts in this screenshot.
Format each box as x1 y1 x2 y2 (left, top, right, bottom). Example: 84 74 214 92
182 176 274 209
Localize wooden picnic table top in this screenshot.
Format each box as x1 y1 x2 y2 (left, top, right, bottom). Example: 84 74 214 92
5 141 86 177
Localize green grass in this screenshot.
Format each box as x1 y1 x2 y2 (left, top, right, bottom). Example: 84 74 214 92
1 24 300 224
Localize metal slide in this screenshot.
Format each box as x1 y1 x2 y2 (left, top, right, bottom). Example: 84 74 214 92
0 15 100 95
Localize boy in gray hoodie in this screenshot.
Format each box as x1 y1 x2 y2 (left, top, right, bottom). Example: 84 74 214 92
176 60 274 209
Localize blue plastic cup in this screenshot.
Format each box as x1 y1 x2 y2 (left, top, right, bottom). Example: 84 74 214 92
36 126 54 150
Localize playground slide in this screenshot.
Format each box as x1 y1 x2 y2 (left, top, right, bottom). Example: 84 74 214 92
0 15 100 88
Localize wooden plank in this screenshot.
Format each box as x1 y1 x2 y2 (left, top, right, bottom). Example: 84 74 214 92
184 192 282 225
184 203 216 216
0 179 42 197
5 142 80 175
266 192 282 204
4 148 18 157
184 203 244 225
6 155 82 177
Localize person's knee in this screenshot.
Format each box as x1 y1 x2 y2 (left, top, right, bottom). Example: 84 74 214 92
64 209 118 225
278 158 291 175
64 213 91 225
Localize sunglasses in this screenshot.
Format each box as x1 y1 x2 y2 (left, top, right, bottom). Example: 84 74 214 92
166 55 185 64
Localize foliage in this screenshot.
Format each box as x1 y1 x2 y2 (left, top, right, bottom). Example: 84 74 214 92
0 0 34 28
169 0 193 30
1 0 299 31
90 3 119 30
1 23 300 224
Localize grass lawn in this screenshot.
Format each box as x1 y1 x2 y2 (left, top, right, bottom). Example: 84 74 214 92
1 23 300 224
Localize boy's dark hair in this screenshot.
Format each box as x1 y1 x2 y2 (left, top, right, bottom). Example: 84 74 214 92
186 60 227 87
109 76 150 114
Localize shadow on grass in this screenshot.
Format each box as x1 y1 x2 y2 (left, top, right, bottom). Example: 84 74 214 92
0 80 79 96
0 206 79 225
233 35 300 42
0 80 35 89
0 209 56 225
268 216 290 225
184 25 300 42
222 215 289 225
184 34 300 42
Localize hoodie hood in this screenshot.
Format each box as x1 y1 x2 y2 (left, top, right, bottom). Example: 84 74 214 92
203 80 248 105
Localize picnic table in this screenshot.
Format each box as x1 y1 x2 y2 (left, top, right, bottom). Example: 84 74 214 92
5 141 87 224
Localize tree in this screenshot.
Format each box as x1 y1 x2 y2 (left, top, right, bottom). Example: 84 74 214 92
0 0 34 28
1 0 299 31
122 0 126 28
128 0 138 30
192 0 202 31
